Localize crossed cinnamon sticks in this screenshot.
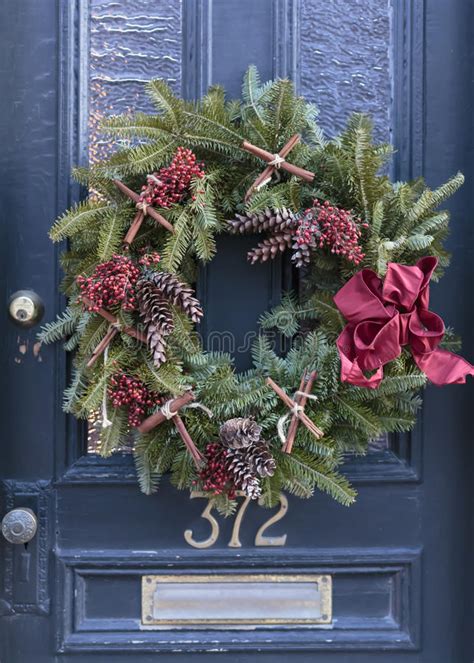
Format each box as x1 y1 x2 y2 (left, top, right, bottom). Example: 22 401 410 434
113 179 174 247
82 296 147 368
242 134 315 201
267 370 323 454
138 390 203 467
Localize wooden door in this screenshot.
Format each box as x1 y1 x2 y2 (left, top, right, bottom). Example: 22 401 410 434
0 1 473 661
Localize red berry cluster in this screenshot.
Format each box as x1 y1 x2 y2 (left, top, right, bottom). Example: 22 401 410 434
139 147 205 209
108 373 159 428
198 443 236 499
138 251 161 267
77 254 140 312
295 200 368 265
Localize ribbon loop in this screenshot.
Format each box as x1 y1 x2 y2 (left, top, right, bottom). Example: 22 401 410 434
334 257 474 388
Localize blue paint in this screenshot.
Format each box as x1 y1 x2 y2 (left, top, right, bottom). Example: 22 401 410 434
0 0 472 661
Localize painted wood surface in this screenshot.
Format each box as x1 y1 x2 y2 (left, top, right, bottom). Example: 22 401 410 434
0 1 473 661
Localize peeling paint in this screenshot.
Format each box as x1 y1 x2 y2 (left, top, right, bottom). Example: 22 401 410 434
33 341 43 362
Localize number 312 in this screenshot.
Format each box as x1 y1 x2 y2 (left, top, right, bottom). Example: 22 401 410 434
184 491 288 548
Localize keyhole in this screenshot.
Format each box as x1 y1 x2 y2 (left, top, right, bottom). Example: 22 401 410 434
16 309 28 321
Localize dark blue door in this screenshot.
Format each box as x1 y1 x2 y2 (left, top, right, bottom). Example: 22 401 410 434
1 1 473 661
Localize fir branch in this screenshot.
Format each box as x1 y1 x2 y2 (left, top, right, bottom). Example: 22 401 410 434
38 307 81 345
49 200 110 242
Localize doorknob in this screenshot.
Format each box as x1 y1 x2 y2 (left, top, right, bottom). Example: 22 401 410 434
1 508 38 544
8 290 44 327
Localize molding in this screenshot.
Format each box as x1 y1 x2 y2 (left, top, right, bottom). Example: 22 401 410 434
344 428 422 484
273 0 300 84
57 452 136 485
391 0 426 180
182 0 300 98
181 0 212 99
0 481 51 616
55 0 91 474
56 547 421 653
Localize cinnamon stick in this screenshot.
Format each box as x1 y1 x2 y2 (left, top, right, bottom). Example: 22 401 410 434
114 179 140 203
86 325 119 368
137 391 196 434
242 138 314 182
245 134 301 201
141 205 174 234
283 370 318 454
81 297 147 344
282 371 307 453
123 210 145 247
113 179 175 236
174 414 204 467
266 376 323 439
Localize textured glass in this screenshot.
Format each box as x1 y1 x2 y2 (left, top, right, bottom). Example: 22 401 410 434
300 0 392 142
87 1 182 452
89 0 182 163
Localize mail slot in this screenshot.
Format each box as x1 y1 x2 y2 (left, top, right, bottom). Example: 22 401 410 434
142 574 332 628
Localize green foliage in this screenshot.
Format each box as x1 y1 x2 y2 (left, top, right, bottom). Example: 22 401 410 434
40 68 464 507
37 306 81 344
49 200 111 242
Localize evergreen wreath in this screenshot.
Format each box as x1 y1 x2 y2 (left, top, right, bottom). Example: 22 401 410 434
40 67 471 515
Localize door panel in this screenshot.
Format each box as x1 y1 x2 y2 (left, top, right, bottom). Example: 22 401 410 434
1 1 473 661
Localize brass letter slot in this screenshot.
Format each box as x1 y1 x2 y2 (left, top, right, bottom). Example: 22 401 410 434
142 574 332 628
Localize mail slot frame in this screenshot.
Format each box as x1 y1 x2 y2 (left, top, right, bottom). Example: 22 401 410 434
141 573 332 627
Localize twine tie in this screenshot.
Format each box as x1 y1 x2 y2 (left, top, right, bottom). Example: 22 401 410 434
276 390 318 445
136 201 148 215
101 344 113 429
269 153 285 168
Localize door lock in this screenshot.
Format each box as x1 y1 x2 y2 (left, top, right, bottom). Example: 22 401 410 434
8 290 44 327
1 508 38 544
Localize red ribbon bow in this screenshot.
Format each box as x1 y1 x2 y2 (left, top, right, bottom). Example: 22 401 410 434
333 256 474 388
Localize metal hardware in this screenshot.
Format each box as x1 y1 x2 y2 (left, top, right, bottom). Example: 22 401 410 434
8 290 44 327
142 574 332 627
2 508 38 544
184 491 288 548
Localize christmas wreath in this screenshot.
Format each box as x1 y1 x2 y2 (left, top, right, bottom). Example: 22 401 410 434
40 68 473 513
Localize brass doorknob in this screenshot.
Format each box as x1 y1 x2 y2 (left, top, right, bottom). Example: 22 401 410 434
1 508 38 544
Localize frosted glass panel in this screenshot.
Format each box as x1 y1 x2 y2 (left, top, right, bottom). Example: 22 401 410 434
89 0 182 163
300 0 391 141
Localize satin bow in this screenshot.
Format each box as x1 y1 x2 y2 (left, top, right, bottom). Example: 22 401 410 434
333 256 474 388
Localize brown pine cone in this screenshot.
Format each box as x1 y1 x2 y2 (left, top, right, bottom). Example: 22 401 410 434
228 208 296 235
247 231 293 264
147 271 203 323
219 417 262 449
291 238 312 267
137 279 174 367
226 448 262 499
247 440 276 478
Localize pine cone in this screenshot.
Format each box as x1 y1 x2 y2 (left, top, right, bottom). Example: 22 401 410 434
291 238 312 267
228 208 296 235
247 439 276 478
219 417 262 449
147 271 203 323
226 448 262 499
247 231 293 264
137 279 174 368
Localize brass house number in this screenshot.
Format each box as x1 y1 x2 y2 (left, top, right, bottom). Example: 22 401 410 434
184 491 288 549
